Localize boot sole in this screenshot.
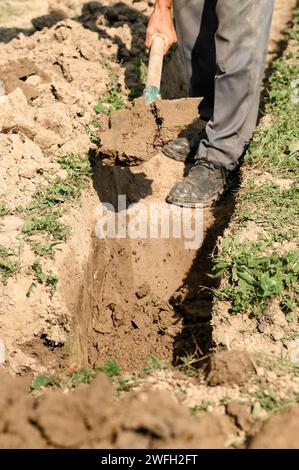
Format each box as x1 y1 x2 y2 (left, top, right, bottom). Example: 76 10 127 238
162 134 204 163
165 194 214 208
162 147 190 163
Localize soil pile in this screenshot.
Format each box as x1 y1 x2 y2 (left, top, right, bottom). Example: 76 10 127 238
0 370 237 449
99 97 202 165
1 367 299 449
249 405 299 449
0 18 118 155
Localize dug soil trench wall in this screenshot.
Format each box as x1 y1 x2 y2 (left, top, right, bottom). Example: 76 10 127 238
71 148 237 369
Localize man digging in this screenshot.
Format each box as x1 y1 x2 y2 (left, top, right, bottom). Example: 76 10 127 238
146 0 275 207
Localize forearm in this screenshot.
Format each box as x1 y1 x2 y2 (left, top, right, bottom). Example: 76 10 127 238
154 0 173 10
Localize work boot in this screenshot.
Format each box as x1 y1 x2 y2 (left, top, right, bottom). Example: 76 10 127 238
162 131 205 163
166 159 233 208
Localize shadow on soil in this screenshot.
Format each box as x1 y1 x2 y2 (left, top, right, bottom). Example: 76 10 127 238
0 1 149 99
90 153 153 210
77 1 149 98
170 178 240 366
0 13 65 43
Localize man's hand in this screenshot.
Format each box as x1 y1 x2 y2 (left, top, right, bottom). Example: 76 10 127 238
146 0 177 54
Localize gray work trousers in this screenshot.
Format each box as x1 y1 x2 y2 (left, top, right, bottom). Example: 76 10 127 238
174 0 275 169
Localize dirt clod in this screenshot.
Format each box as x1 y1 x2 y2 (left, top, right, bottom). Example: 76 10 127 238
117 391 237 449
226 401 254 433
136 283 150 299
208 350 256 386
249 405 299 449
0 371 238 449
98 97 202 166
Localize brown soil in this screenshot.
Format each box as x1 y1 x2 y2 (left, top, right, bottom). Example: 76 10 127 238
0 370 238 449
249 405 299 449
99 97 202 165
0 0 298 450
1 365 298 449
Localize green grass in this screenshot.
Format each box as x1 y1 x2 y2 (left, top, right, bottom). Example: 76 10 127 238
46 271 58 291
21 153 92 255
85 119 101 146
128 58 148 100
246 17 299 176
31 360 121 392
95 87 124 115
214 10 299 320
254 356 299 378
0 154 92 286
31 374 59 392
66 368 101 388
237 182 299 240
117 374 137 393
190 401 213 415
1 154 92 288
178 353 199 377
32 259 46 284
212 238 299 318
251 388 294 414
0 202 9 217
27 260 59 297
98 359 121 378
94 59 125 115
141 354 169 374
0 244 20 285
57 153 92 183
26 154 92 212
30 241 62 257
22 211 70 245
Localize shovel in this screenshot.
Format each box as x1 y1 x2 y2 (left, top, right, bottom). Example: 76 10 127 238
99 34 202 166
143 35 165 105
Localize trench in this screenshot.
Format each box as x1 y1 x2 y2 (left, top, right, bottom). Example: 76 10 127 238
71 147 238 370
70 0 297 372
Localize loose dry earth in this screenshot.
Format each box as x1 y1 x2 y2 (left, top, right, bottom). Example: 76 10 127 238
0 0 298 449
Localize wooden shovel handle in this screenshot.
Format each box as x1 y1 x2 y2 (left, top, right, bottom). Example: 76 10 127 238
146 35 165 91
